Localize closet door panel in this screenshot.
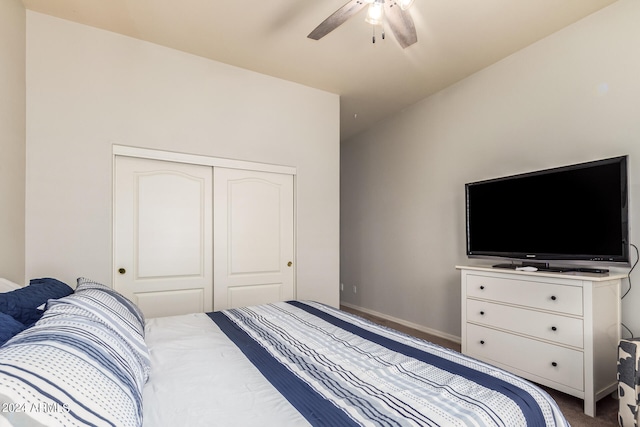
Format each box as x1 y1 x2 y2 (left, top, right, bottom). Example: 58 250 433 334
114 156 213 318
137 172 203 277
229 179 282 273
214 168 295 311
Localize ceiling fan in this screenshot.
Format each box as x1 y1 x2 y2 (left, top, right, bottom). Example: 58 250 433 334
308 0 417 48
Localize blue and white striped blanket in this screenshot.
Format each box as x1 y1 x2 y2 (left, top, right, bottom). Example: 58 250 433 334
2 296 569 427
209 301 569 427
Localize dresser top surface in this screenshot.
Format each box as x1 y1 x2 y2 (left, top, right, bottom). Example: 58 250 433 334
456 265 628 281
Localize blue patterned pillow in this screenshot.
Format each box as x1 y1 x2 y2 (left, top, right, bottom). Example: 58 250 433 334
0 313 25 346
0 278 73 326
46 278 150 381
0 279 149 427
75 277 145 327
0 307 144 427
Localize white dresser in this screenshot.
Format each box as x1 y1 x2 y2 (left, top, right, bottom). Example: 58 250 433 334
457 265 624 417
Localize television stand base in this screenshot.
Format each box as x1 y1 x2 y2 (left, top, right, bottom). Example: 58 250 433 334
492 262 551 270
572 267 610 274
492 263 518 270
491 263 609 274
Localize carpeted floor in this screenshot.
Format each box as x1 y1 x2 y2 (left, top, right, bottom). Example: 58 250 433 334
340 306 619 426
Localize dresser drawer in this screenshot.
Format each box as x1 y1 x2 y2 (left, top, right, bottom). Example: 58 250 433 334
466 274 583 316
466 323 584 391
466 299 584 348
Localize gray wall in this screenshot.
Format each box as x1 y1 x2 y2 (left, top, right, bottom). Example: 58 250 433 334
341 0 640 339
0 0 26 284
25 12 340 306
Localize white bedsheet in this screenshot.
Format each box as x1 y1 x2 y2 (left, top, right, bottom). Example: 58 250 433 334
142 312 309 427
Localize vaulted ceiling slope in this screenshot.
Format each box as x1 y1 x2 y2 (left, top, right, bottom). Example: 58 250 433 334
21 0 618 141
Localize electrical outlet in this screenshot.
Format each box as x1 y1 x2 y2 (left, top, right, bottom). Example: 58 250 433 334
340 283 344 292
353 285 357 294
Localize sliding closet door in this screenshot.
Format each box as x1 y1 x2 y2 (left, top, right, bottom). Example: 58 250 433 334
213 168 295 311
114 156 213 318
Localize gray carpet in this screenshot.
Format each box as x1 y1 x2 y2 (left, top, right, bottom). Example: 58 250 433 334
543 386 618 426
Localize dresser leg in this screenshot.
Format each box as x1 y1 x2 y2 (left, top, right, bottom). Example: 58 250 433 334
584 396 595 417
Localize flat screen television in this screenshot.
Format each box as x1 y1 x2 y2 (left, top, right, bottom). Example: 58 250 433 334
465 155 629 271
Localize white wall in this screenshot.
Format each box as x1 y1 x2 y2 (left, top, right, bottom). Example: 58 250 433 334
0 0 26 284
341 0 640 338
25 12 340 307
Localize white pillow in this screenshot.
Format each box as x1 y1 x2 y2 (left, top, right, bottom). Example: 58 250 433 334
0 278 21 293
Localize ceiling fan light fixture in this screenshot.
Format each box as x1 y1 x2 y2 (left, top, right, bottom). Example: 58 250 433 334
365 0 385 26
307 0 417 49
398 0 415 10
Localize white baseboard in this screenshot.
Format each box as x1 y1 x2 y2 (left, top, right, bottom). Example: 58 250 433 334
340 302 462 345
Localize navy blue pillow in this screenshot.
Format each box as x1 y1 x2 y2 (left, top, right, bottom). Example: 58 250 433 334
0 312 25 346
0 278 74 326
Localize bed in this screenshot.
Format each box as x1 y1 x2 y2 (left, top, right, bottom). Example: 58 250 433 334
0 278 569 427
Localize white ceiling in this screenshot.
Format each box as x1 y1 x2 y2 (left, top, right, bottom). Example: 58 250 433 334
21 0 618 141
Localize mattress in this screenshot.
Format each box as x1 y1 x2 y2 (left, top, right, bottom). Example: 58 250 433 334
142 301 569 427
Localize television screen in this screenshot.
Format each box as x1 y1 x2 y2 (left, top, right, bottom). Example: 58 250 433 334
465 156 629 266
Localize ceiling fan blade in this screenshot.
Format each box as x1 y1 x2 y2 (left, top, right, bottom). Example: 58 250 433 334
308 0 368 40
385 3 417 48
